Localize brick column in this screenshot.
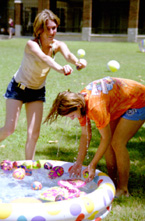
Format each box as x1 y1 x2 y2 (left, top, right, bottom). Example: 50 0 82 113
128 0 140 42
38 0 50 13
82 0 92 41
14 0 23 36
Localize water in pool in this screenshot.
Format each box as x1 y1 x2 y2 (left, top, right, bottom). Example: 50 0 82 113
0 162 96 203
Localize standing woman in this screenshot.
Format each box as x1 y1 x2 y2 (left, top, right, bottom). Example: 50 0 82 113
8 17 14 39
44 76 145 197
0 9 87 160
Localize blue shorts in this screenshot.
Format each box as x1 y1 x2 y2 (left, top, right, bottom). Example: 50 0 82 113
122 106 145 121
4 77 46 103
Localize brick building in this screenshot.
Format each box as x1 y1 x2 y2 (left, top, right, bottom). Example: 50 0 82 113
0 0 144 42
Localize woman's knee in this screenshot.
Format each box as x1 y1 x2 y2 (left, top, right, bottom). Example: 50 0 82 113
2 126 15 137
27 130 40 142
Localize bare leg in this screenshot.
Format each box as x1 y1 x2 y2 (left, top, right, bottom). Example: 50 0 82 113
9 28 12 39
104 118 120 187
104 144 118 187
25 101 43 160
111 118 145 197
0 99 22 141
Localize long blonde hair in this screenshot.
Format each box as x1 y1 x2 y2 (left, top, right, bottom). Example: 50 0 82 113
44 91 86 124
33 9 60 38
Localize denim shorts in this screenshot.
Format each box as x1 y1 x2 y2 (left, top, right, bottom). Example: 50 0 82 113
122 106 145 121
4 77 46 103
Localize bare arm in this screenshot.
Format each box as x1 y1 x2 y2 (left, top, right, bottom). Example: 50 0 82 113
69 119 92 177
58 41 87 70
85 124 112 182
25 40 73 75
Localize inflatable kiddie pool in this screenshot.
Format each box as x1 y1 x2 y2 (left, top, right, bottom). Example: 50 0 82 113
0 160 115 221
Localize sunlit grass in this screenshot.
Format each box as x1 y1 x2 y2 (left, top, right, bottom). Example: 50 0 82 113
0 38 145 220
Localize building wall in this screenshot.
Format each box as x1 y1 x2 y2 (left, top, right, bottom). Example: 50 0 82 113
138 0 145 34
0 0 145 42
22 0 38 35
92 0 130 34
57 0 83 32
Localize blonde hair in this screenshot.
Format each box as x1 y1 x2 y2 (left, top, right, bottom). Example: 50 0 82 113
33 9 60 38
44 91 86 124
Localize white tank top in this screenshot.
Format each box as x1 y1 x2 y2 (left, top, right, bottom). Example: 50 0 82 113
14 43 55 89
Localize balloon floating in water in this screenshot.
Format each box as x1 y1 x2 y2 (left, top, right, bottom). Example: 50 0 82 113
138 39 145 52
1 160 13 171
107 60 120 72
25 168 32 176
13 161 21 168
31 181 42 190
55 194 66 201
48 166 64 179
44 161 53 170
77 49 86 57
13 168 25 180
83 170 89 179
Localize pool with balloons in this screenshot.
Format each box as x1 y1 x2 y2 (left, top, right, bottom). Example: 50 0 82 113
0 160 116 221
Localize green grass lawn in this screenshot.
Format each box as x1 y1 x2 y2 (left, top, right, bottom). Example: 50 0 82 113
0 38 145 220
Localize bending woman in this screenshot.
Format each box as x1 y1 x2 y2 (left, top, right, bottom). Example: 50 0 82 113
0 9 87 160
44 76 145 197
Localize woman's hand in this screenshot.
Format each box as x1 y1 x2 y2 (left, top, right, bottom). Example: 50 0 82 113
63 64 73 75
76 59 87 70
69 162 82 178
83 164 96 183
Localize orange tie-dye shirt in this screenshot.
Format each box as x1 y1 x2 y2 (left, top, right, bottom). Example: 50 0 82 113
78 77 145 129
